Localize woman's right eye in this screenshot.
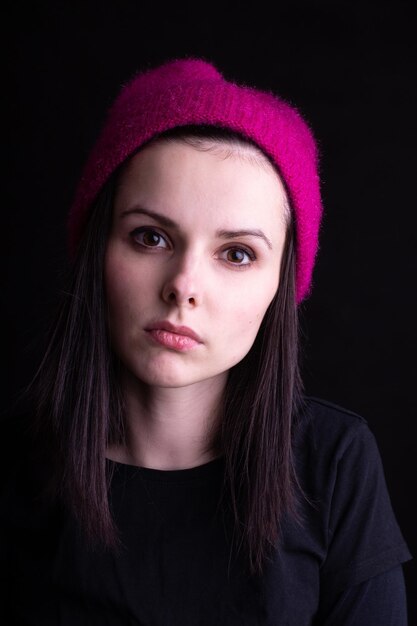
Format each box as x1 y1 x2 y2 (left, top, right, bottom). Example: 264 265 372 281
130 227 170 249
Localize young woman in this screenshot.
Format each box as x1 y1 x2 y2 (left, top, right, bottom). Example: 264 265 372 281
1 58 411 624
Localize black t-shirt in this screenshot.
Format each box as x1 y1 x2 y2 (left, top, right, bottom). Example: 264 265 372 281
0 398 411 624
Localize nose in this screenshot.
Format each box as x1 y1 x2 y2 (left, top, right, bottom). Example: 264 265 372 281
161 255 200 308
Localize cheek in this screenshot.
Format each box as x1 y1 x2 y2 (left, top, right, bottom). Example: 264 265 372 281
238 273 279 325
104 252 143 330
105 266 128 320
224 279 278 354
241 303 270 338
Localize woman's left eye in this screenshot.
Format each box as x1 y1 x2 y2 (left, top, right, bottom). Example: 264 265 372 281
220 247 255 266
130 227 169 249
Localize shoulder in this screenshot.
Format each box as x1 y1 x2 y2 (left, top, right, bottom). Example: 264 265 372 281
292 398 412 593
295 396 376 464
293 396 392 534
299 395 368 432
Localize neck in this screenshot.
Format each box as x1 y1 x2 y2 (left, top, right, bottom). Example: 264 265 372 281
107 369 226 470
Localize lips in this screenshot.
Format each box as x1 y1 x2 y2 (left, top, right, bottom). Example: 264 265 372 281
145 321 203 351
145 321 202 342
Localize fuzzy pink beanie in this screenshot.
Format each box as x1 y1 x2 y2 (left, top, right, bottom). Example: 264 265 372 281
68 58 323 303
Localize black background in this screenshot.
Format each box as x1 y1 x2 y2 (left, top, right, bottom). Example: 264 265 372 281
3 0 416 619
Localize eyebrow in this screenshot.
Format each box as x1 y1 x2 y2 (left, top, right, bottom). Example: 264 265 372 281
120 207 177 229
120 206 272 249
216 229 272 249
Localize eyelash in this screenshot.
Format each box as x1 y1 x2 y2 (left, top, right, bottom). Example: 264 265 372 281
220 247 256 267
129 227 257 267
130 227 170 249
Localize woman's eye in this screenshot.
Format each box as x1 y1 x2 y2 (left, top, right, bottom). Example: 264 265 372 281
221 247 255 266
130 228 169 249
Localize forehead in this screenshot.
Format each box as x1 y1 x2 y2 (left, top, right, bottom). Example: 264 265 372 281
115 139 289 230
165 131 278 174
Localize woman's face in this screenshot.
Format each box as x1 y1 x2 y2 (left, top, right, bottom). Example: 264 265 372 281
104 139 289 390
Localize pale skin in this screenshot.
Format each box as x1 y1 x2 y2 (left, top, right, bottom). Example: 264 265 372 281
105 139 289 470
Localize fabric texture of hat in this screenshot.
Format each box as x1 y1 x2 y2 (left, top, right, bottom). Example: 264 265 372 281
68 58 323 303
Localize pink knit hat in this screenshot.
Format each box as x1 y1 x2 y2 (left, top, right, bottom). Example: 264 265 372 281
68 58 322 303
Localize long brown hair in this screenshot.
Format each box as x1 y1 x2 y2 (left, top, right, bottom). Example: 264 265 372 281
30 127 303 576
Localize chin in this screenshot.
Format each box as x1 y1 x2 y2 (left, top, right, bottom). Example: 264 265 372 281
121 359 197 389
125 358 230 390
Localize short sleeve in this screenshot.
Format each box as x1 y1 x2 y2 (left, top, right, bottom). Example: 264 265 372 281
319 417 411 597
315 565 408 625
